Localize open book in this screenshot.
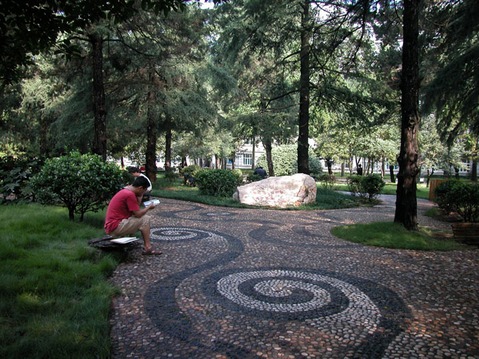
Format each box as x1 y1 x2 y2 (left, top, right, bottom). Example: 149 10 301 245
110 237 139 244
143 199 160 207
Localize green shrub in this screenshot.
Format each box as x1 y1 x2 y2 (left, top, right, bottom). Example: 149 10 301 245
434 180 457 214
347 174 385 201
0 155 43 203
309 156 323 177
164 169 179 183
31 151 124 221
347 175 362 196
231 169 244 185
361 174 386 200
247 173 263 182
195 169 239 197
180 165 201 177
435 180 479 222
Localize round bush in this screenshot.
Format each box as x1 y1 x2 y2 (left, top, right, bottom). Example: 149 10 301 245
361 174 385 200
195 169 239 197
231 169 244 185
31 151 124 221
347 174 385 201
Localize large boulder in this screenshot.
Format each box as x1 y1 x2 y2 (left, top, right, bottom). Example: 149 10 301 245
233 173 317 208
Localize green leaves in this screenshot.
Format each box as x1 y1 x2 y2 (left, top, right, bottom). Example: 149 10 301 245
347 174 385 201
195 169 241 197
31 151 124 221
435 180 479 222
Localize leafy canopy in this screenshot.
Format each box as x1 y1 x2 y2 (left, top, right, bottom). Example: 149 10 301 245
0 0 223 84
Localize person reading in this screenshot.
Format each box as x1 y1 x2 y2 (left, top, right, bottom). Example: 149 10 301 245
128 166 152 202
104 176 161 255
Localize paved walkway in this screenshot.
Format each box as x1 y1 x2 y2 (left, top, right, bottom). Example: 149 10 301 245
109 196 479 358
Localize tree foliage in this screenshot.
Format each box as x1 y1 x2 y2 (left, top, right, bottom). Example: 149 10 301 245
213 0 384 175
0 0 220 84
422 0 479 143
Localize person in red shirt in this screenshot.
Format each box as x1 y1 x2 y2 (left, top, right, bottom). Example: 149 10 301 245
104 176 161 255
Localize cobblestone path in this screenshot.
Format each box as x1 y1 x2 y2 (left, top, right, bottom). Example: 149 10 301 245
109 197 479 358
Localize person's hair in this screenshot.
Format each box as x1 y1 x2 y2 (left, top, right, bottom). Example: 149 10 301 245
128 166 140 174
132 176 149 189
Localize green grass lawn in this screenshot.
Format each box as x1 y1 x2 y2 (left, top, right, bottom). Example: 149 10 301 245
332 180 431 199
331 222 468 251
0 204 118 358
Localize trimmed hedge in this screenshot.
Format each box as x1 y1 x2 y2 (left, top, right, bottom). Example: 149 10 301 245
195 169 242 197
435 180 479 222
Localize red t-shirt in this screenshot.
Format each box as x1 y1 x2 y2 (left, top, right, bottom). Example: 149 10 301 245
104 188 140 234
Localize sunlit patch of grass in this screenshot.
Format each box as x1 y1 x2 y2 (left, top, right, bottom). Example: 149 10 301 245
332 180 431 199
331 222 467 251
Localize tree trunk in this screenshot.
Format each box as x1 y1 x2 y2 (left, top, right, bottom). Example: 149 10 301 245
471 136 478 182
472 159 477 182
264 137 274 176
145 73 158 182
389 165 396 183
89 32 107 161
68 206 75 221
326 159 333 175
394 0 420 230
297 0 311 174
164 117 172 172
251 135 256 169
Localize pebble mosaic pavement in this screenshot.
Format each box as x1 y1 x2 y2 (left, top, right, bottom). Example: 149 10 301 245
109 196 479 359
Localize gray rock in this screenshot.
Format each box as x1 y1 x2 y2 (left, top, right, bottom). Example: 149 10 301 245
233 173 317 208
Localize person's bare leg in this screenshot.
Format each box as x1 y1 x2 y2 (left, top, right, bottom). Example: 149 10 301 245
140 225 152 251
140 223 161 255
